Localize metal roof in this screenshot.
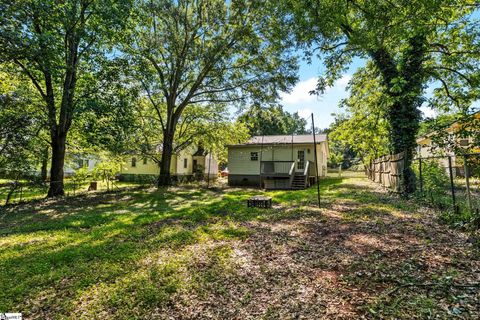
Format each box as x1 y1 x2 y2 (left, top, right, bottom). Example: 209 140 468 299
229 134 327 146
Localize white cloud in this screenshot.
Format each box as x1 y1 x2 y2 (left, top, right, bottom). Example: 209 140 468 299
420 106 436 118
336 74 352 89
281 75 352 107
280 74 352 129
280 77 318 105
297 108 313 119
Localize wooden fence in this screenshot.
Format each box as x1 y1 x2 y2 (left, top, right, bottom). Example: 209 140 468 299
367 152 405 193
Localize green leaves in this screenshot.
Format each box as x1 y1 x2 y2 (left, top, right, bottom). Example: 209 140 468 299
284 0 478 192
0 69 43 174
329 65 390 163
237 104 308 137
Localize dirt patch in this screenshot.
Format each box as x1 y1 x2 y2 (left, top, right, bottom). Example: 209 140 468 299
162 178 480 319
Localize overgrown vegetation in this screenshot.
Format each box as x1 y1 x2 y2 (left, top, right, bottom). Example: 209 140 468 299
287 0 480 192
410 158 480 228
1 175 478 318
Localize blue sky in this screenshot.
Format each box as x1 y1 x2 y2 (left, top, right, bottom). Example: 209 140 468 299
279 56 365 129
277 9 480 130
279 55 438 130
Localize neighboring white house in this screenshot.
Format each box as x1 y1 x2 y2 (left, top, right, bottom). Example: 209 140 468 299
119 145 218 182
64 155 100 176
41 153 100 178
227 134 329 189
417 113 480 176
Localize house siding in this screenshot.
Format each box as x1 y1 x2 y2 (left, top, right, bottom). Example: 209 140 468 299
121 156 175 175
228 146 262 175
120 146 218 179
203 153 219 178
176 148 193 175
227 141 329 186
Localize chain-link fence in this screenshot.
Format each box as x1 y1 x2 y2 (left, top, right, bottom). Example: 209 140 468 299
412 153 480 225
0 177 128 206
367 153 480 228
0 168 144 206
0 170 223 206
368 152 480 226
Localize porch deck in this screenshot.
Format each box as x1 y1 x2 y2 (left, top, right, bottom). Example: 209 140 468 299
260 160 315 190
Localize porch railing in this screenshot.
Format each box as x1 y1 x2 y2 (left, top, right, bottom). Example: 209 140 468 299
260 161 295 176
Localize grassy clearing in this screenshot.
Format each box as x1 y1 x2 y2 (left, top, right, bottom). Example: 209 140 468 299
0 180 145 205
1 173 479 319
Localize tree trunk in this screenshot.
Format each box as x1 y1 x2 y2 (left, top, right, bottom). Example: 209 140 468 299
158 130 174 187
5 181 19 206
369 33 426 195
41 146 49 182
47 131 67 197
388 101 420 194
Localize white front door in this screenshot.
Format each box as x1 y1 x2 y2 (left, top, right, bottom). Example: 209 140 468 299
297 150 305 171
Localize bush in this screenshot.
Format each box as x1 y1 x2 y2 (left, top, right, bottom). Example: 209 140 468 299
415 160 449 196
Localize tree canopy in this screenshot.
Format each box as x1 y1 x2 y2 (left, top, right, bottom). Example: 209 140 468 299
125 0 298 185
284 0 480 193
237 104 308 136
329 64 390 165
0 70 42 176
0 0 133 196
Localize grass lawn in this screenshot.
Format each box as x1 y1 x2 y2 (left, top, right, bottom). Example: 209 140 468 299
0 180 146 205
1 174 479 319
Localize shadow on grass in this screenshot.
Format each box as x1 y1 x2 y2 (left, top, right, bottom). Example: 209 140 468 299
1 179 344 315
1 176 474 318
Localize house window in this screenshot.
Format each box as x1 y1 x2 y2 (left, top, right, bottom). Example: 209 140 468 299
184 158 188 168
143 158 148 165
250 152 258 161
131 157 137 167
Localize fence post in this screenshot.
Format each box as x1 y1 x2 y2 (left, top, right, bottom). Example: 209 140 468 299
463 155 472 214
207 151 212 188
447 156 456 211
369 160 372 180
418 157 423 194
403 150 407 194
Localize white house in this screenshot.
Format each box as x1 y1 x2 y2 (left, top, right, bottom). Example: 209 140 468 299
417 112 480 176
119 145 218 182
227 134 329 189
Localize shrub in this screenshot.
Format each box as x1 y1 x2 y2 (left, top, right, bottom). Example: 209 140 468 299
415 160 449 196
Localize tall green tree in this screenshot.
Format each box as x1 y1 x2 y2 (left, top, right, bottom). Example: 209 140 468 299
0 70 41 176
329 65 390 165
126 97 249 167
0 0 132 196
125 0 297 186
237 104 308 136
284 0 479 193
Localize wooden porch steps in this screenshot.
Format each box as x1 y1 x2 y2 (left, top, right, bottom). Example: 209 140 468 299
291 174 307 190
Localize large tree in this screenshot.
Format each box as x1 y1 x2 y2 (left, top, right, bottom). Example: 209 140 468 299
329 64 390 165
0 0 132 196
127 98 249 167
237 104 308 136
125 0 297 186
284 0 479 193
